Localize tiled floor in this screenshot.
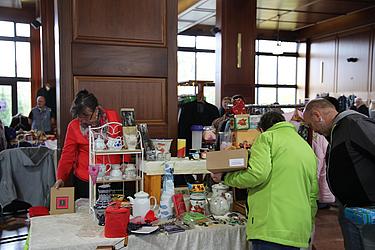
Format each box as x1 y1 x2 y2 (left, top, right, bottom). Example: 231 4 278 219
313 207 344 250
0 207 344 250
0 215 29 250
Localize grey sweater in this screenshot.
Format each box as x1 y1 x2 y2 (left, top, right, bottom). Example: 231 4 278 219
0 147 56 208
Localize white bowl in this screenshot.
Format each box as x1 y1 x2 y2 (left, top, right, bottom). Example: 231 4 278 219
151 139 173 154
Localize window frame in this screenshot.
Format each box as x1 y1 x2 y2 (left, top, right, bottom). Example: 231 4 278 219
255 39 300 105
0 20 33 119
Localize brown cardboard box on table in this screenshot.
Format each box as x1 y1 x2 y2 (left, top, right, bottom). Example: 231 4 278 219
206 149 248 173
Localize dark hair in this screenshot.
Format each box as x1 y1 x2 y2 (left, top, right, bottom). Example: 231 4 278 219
70 89 98 117
258 111 285 132
231 94 245 102
323 96 340 112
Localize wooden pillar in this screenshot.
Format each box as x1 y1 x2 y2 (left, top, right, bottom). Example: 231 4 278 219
215 0 256 105
40 0 56 87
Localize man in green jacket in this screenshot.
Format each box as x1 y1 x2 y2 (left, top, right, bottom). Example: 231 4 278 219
212 111 318 249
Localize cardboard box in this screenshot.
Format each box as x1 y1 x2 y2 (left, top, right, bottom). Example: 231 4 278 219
50 187 75 215
206 149 248 173
232 129 260 148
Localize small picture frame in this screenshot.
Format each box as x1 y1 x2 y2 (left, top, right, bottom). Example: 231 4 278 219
56 196 69 209
120 108 136 127
50 187 75 215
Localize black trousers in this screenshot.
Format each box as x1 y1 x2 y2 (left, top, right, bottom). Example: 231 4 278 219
72 175 89 200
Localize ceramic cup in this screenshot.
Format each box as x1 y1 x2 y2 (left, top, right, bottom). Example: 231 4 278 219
97 163 111 178
107 136 123 150
124 134 137 150
110 164 123 179
124 164 137 180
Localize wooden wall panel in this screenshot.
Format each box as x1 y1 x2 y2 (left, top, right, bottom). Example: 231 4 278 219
72 43 168 77
309 38 336 97
72 0 166 46
372 30 375 98
56 0 177 150
73 76 169 137
309 27 375 101
337 30 371 93
74 76 166 123
216 0 256 105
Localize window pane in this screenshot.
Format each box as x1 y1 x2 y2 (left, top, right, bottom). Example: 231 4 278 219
258 56 277 85
0 85 12 126
278 88 296 104
255 55 258 84
258 40 278 53
178 51 195 82
17 81 31 116
196 36 215 50
178 86 196 96
258 88 276 104
196 52 215 81
255 87 258 104
0 41 16 77
177 35 195 48
0 21 14 37
278 56 296 85
16 23 30 37
203 86 215 105
279 42 297 53
258 40 297 54
16 42 31 78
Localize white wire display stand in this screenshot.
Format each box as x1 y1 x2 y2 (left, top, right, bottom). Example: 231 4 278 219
88 122 144 213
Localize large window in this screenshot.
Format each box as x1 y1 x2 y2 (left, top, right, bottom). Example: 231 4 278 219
255 40 303 105
177 36 305 106
177 35 216 105
0 21 31 125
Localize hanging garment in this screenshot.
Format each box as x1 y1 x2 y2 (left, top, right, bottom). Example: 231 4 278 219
178 100 219 152
284 111 335 203
0 147 56 207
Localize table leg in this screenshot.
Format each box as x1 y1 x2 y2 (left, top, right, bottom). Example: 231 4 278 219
144 175 161 203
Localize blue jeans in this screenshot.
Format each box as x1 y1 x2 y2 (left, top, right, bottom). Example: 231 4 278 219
251 240 300 250
339 206 375 250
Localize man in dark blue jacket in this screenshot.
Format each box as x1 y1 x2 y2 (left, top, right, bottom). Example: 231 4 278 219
304 98 375 250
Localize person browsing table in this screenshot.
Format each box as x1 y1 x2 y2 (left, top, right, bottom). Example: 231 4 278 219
54 90 129 199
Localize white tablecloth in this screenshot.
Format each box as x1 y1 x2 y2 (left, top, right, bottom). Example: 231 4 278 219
142 158 208 175
29 210 250 250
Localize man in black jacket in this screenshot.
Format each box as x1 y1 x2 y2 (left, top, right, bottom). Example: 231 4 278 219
304 98 375 250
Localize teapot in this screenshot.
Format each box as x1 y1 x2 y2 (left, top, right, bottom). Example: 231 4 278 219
127 191 157 218
209 183 232 216
94 136 106 150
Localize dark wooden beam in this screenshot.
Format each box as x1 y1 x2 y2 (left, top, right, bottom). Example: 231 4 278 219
297 6 375 40
180 24 214 37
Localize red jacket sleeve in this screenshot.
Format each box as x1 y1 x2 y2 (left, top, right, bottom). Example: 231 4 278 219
57 121 78 182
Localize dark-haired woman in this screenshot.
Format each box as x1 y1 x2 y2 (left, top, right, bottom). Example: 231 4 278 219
54 90 129 199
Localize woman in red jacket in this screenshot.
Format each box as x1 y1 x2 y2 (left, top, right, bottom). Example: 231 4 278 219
54 90 128 199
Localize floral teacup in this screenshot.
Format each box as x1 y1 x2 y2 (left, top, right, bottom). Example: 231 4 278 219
106 136 123 150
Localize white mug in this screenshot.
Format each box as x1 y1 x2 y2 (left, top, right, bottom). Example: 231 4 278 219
124 134 137 150
124 164 136 180
110 164 123 179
